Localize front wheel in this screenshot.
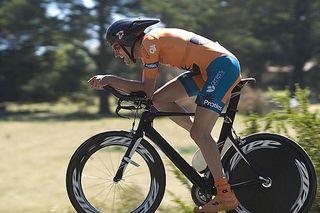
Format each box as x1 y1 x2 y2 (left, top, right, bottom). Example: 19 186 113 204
66 131 166 213
222 133 317 213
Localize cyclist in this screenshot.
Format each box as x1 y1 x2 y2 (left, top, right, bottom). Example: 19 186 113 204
88 18 241 213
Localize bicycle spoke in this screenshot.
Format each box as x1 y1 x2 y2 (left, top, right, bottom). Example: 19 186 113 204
119 182 149 191
121 180 147 186
84 180 109 190
123 171 148 178
97 151 116 177
89 182 114 200
117 182 128 193
83 173 107 181
88 157 111 177
120 181 139 190
112 183 117 212
103 182 116 201
108 148 116 174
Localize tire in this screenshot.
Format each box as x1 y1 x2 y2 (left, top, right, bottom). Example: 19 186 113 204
66 131 166 213
222 133 317 213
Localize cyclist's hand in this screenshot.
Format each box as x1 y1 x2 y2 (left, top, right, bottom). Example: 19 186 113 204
88 75 110 90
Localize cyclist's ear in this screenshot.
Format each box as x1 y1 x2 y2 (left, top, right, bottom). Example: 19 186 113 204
112 42 121 58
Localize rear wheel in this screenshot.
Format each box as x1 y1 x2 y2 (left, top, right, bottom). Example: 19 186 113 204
66 131 166 213
222 133 317 213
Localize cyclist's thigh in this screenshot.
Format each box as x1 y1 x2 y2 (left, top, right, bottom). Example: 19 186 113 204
196 55 241 114
154 71 203 102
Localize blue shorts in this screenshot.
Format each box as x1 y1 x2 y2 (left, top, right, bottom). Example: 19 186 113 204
178 55 241 114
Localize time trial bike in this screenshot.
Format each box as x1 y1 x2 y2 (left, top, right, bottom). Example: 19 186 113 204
66 78 317 213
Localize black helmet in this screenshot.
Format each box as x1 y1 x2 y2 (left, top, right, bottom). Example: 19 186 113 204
106 18 160 63
106 18 160 46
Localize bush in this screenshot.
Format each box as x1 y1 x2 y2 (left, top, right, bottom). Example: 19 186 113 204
238 86 273 115
157 161 194 213
242 85 320 212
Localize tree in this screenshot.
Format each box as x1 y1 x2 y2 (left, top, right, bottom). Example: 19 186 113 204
236 0 320 91
0 0 145 110
23 44 95 101
119 0 320 92
51 0 112 113
0 0 61 101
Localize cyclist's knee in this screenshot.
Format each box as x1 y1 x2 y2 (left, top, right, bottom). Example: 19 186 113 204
190 126 207 145
152 92 166 109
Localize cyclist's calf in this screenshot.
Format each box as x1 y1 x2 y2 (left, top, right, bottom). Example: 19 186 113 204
190 125 214 146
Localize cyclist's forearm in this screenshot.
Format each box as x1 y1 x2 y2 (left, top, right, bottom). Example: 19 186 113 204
108 75 156 97
108 76 144 93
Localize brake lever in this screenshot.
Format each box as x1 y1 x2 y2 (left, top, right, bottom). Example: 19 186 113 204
114 99 128 119
115 99 140 119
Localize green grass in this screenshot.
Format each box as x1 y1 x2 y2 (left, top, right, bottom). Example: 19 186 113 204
2 101 318 212
0 101 247 212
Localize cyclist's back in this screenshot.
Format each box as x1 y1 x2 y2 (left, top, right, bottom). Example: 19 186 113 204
141 28 234 81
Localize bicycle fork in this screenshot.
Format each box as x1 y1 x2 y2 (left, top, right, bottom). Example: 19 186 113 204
113 132 143 182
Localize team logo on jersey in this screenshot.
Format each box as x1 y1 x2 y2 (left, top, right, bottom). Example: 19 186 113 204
116 30 124 40
149 44 157 54
142 47 150 58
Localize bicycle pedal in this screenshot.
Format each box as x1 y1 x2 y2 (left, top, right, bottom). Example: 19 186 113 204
124 157 140 167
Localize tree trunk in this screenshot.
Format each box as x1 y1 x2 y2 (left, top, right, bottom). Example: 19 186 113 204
96 0 111 114
98 90 110 114
290 0 311 93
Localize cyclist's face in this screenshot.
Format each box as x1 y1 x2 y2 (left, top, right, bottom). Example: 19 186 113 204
112 43 133 65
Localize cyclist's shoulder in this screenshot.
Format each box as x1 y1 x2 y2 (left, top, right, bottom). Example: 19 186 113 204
142 29 160 48
143 28 162 41
143 28 193 42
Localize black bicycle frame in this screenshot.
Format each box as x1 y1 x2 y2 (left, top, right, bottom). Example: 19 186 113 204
113 78 267 190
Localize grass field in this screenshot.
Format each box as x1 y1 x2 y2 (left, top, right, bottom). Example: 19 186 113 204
0 103 246 213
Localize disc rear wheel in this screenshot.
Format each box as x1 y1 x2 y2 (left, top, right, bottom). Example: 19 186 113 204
222 133 317 213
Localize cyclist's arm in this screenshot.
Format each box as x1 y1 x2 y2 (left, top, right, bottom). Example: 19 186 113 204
103 72 156 97
140 34 160 97
106 75 144 93
142 67 158 97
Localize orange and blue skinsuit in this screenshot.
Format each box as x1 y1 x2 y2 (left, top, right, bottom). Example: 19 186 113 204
141 28 241 113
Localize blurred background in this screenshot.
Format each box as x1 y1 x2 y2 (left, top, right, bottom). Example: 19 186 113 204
0 0 319 212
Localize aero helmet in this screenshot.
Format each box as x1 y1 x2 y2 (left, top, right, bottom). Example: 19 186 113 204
106 18 160 62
